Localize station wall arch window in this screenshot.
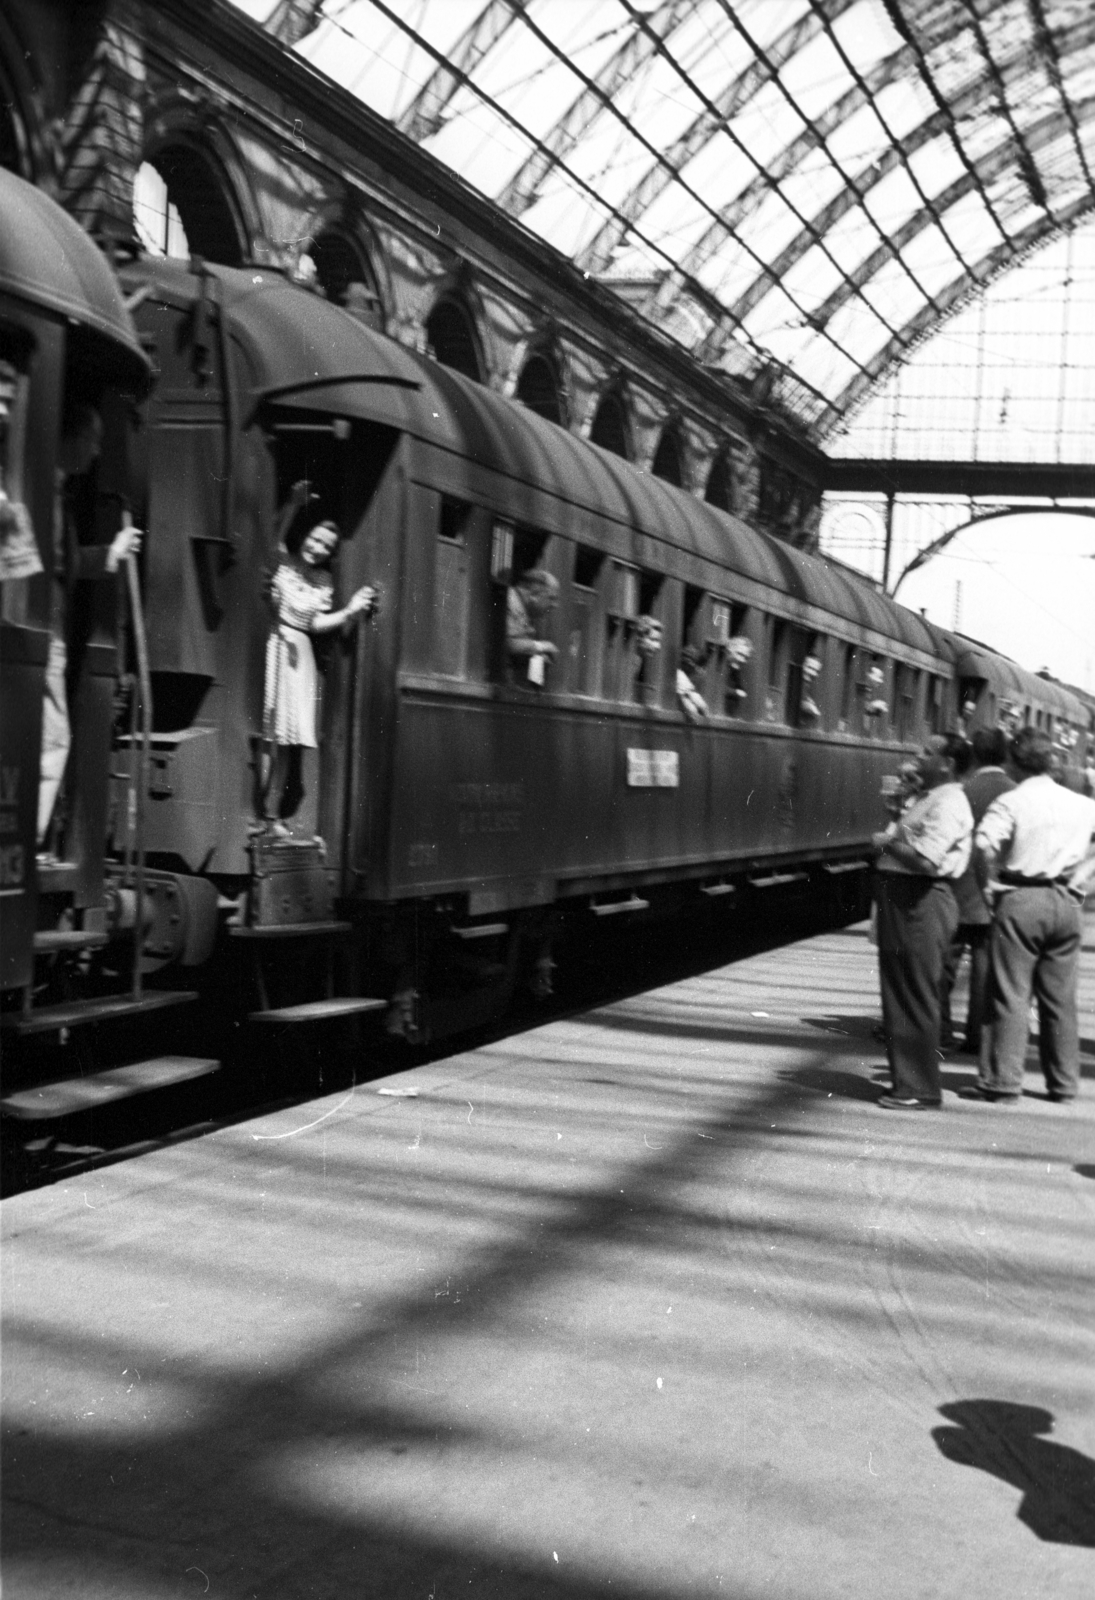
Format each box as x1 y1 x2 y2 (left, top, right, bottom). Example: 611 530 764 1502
589 390 631 459
704 448 734 514
516 350 564 426
307 227 383 325
651 426 683 487
426 298 482 383
133 148 244 265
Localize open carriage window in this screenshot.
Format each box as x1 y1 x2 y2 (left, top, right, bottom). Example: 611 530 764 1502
894 664 920 740
684 594 752 717
785 630 824 727
501 523 558 688
862 653 889 737
634 569 666 706
434 496 471 677
603 560 640 702
839 643 858 732
567 544 605 695
927 673 946 734
765 618 787 722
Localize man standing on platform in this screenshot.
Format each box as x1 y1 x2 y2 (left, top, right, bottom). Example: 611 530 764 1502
872 734 974 1110
972 727 1095 1105
941 728 1015 1055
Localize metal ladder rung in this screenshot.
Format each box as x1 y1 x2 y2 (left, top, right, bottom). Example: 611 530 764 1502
249 998 387 1024
33 929 110 954
1 1056 219 1120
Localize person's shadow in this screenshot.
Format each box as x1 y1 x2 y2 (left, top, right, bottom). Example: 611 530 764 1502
933 1400 1095 1545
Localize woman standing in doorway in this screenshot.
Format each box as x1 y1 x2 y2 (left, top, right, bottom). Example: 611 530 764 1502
263 494 376 833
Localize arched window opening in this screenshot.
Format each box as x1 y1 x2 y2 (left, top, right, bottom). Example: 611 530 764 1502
758 459 802 538
516 351 564 425
652 426 683 486
133 147 243 266
705 448 734 513
426 298 482 382
307 227 383 326
589 390 630 459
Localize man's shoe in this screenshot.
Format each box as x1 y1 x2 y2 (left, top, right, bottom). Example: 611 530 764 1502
877 1094 942 1110
1046 1092 1076 1103
960 1086 1020 1104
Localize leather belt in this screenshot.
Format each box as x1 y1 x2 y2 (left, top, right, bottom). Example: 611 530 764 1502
998 871 1069 887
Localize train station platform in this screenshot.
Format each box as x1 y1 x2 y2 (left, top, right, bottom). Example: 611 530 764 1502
3 916 1093 1599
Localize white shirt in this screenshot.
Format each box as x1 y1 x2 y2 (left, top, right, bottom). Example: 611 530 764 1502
877 781 973 879
975 774 1095 880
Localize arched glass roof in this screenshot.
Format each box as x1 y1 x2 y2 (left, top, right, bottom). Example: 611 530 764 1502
233 1 1095 442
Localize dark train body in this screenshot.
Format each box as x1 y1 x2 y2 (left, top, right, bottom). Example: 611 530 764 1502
3 173 1093 1100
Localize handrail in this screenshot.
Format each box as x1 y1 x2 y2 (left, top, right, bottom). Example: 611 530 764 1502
123 522 151 999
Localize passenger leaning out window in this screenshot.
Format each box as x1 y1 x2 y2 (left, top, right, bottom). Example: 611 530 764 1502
506 567 559 686
676 645 708 721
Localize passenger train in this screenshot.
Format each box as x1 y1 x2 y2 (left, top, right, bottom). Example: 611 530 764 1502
2 169 1091 1112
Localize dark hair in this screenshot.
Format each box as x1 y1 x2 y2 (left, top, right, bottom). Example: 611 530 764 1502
972 727 1009 767
1009 726 1055 775
60 394 100 442
287 515 339 556
940 732 971 772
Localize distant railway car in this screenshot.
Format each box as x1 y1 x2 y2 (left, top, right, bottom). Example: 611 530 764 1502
3 243 1091 1088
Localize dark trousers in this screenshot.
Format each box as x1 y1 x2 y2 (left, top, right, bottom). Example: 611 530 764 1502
981 886 1082 1099
940 922 992 1052
876 874 958 1101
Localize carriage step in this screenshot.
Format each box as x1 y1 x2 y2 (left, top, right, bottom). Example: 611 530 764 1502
590 895 649 917
230 921 352 939
35 861 79 894
249 998 386 1023
1 1056 220 1121
33 929 110 954
1 991 198 1035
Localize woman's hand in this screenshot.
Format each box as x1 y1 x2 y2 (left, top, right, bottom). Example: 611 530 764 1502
348 585 378 617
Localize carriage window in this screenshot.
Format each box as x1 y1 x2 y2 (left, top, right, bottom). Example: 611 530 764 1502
567 545 605 695
604 560 641 701
959 676 983 725
634 570 666 706
504 525 557 687
718 601 752 716
765 619 786 721
784 628 823 727
894 664 920 740
838 644 857 731
863 654 888 738
926 674 945 733
435 497 471 676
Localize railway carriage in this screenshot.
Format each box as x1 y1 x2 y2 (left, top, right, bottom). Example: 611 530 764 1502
2 221 1091 1099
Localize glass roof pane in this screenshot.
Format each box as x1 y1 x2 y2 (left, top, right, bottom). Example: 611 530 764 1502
228 1 1095 444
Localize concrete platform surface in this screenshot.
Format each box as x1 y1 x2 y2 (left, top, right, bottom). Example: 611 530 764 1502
3 918 1094 1600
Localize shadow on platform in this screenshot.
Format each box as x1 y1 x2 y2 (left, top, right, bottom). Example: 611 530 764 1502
933 1401 1095 1546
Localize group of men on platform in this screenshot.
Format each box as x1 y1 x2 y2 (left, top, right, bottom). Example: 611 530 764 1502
872 726 1095 1110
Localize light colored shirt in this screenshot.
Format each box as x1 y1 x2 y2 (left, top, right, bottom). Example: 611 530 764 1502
975 773 1095 880
877 780 973 879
